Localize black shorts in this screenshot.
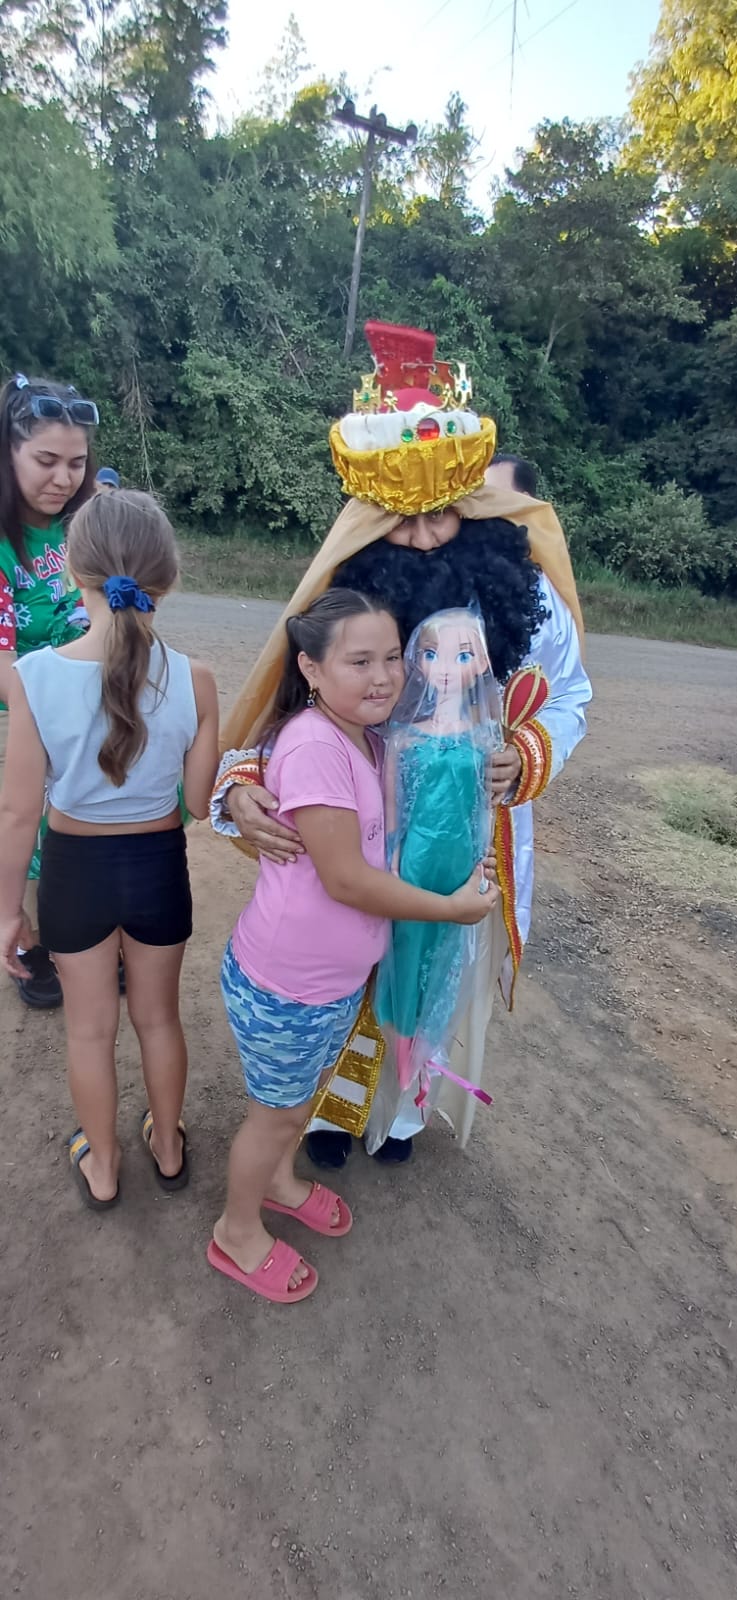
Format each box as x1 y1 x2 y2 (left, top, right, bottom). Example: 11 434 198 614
38 826 193 954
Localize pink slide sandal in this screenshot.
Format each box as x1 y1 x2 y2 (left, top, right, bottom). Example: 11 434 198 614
206 1237 318 1304
264 1181 353 1237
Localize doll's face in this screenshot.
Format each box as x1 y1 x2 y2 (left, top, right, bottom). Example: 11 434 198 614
417 618 489 694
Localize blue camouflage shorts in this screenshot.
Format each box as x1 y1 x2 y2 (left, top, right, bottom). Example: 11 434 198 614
221 940 365 1109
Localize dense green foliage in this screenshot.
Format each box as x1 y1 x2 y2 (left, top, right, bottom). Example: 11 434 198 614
1 1 736 596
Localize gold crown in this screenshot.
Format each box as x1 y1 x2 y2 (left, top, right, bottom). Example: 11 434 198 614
329 415 497 517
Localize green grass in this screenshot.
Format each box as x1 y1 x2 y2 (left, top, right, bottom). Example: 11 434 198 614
631 768 737 906
578 565 736 650
179 535 737 649
654 769 737 849
178 533 310 601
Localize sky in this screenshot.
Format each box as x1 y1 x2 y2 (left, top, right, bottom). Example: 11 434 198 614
214 0 663 208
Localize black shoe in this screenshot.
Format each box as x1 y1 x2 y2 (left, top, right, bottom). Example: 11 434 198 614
14 946 63 1010
371 1136 414 1164
306 1130 353 1169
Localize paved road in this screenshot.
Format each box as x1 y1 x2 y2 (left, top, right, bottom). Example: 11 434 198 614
163 590 737 699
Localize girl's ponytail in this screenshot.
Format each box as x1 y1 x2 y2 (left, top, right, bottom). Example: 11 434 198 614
66 490 180 787
98 603 157 787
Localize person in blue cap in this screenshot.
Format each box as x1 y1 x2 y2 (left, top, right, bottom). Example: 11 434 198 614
95 467 120 491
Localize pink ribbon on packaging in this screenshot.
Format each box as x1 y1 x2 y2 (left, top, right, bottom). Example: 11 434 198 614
415 1057 493 1111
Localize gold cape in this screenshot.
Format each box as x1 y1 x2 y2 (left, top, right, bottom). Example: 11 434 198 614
221 477 584 753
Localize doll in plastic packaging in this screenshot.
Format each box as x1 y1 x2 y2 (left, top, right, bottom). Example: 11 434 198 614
373 606 503 1117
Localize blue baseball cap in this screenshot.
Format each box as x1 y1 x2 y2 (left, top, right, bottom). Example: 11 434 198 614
96 467 120 487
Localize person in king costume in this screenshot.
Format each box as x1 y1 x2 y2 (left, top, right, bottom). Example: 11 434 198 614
211 321 592 1165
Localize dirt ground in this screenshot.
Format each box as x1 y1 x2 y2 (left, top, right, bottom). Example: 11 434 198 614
2 594 736 1600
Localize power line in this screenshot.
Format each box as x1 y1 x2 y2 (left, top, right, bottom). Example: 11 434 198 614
430 0 587 169
467 0 582 106
467 0 516 50
487 0 585 78
426 0 453 24
510 0 520 102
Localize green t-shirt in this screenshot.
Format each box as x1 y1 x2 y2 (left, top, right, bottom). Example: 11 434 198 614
0 518 85 655
0 518 86 710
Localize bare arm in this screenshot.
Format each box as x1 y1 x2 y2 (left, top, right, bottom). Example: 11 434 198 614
182 660 220 820
0 650 17 706
0 674 48 975
294 805 494 926
383 739 403 876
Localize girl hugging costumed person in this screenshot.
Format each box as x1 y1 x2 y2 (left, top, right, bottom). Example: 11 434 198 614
211 320 592 1166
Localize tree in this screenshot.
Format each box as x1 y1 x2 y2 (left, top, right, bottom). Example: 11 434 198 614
0 0 85 100
0 31 734 591
0 1 227 153
107 0 227 155
256 12 313 121
488 121 698 366
0 92 117 369
414 92 480 209
628 0 737 184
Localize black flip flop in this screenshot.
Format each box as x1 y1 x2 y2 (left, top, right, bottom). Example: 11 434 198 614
141 1109 189 1191
68 1131 120 1211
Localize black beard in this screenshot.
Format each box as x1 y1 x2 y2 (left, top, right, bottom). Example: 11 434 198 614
331 517 550 681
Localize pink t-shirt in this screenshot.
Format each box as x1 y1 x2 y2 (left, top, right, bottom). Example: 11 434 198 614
231 709 389 1004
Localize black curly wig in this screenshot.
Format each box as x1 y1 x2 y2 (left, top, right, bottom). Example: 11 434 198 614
331 517 550 682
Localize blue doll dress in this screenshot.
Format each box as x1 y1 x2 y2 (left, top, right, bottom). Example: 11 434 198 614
374 726 493 1066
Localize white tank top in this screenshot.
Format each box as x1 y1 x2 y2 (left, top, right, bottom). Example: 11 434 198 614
16 639 198 823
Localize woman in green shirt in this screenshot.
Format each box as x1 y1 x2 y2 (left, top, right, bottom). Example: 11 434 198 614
0 372 98 1007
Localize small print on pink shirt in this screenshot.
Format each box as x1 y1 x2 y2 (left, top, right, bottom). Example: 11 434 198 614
231 709 389 1004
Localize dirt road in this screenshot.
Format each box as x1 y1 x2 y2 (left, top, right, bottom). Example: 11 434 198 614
2 597 736 1600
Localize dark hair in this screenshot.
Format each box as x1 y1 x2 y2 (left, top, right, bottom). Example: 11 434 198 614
258 588 397 772
493 453 538 497
0 375 97 567
67 491 180 788
332 517 549 682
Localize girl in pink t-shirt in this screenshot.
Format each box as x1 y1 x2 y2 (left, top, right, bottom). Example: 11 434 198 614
209 589 498 1305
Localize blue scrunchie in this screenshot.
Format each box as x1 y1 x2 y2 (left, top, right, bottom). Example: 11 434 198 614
103 575 155 614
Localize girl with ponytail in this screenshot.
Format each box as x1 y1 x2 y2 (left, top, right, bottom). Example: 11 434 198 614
210 589 497 1305
0 490 219 1210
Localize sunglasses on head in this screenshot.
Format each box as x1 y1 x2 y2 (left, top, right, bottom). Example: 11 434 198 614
12 373 99 427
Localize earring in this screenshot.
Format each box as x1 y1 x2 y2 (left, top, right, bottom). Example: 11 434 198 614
307 685 317 707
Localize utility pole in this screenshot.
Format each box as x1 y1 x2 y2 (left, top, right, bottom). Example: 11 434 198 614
333 100 417 360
